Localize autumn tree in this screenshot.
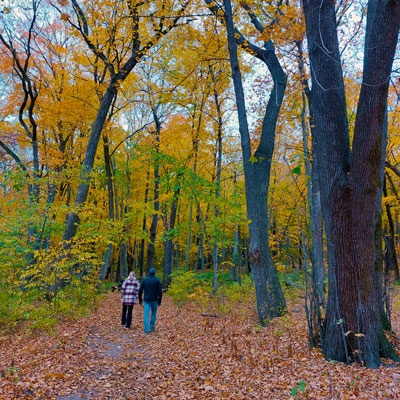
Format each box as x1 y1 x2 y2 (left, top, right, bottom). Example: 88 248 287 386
302 0 400 367
141 19 243 282
203 0 288 323
0 0 90 255
54 0 192 245
163 18 239 278
0 0 44 261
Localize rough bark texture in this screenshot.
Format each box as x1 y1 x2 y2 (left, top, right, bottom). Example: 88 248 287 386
303 0 400 367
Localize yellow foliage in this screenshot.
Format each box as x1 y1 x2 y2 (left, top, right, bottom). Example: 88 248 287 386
259 30 271 42
275 264 286 274
382 196 397 206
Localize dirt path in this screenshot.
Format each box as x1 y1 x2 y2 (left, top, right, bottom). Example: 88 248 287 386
1 293 190 399
1 292 400 399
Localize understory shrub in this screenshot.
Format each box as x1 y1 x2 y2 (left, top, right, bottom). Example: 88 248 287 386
0 238 103 334
167 270 213 306
168 270 255 316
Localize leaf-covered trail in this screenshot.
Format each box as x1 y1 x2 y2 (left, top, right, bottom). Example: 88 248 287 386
1 292 400 399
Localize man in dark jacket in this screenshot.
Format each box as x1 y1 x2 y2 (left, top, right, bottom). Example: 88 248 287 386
138 267 163 333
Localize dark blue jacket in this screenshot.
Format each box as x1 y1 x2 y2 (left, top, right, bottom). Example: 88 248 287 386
138 269 162 305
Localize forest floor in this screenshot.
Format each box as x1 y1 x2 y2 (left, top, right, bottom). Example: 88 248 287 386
1 288 400 400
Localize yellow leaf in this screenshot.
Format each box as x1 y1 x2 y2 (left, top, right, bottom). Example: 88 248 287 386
259 31 271 42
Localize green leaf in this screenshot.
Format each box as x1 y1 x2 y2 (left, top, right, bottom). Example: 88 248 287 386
299 380 306 391
292 166 301 175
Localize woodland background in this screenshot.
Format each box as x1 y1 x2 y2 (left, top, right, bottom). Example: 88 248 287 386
0 0 399 385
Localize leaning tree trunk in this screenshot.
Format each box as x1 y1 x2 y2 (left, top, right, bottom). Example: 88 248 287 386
303 0 400 368
63 83 118 242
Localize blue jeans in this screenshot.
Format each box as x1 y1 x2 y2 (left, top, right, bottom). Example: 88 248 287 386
143 301 158 333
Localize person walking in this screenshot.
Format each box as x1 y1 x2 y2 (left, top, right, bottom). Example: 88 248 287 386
120 271 140 329
138 267 162 333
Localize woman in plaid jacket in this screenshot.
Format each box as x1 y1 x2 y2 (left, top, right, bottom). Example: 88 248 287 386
120 271 140 328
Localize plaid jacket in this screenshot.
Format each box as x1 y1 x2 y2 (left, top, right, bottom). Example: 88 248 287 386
121 277 140 305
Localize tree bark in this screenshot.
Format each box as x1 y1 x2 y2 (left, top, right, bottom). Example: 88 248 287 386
221 0 287 323
296 40 326 346
99 134 115 281
303 0 400 367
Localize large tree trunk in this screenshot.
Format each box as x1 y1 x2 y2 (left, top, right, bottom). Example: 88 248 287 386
222 0 286 323
303 0 400 367
139 170 150 278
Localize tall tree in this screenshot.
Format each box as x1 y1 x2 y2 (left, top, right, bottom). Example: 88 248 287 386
135 57 176 273
0 0 75 256
296 40 325 347
55 0 191 242
0 0 41 252
206 0 287 323
302 0 400 367
210 65 225 291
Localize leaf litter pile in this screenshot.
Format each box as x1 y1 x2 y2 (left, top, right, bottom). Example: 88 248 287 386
1 290 400 399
